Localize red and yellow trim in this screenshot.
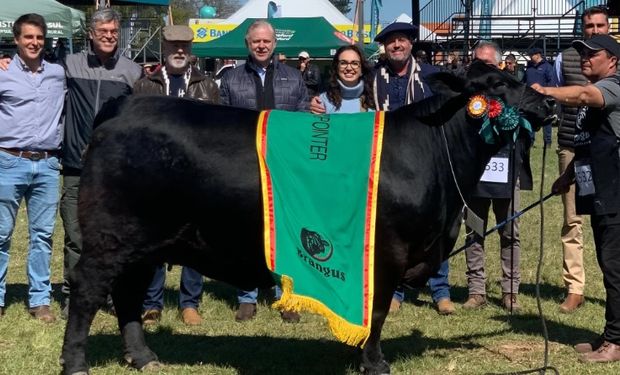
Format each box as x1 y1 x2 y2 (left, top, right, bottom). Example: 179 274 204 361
256 110 276 271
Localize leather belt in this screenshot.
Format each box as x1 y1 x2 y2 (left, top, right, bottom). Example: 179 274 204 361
0 147 58 161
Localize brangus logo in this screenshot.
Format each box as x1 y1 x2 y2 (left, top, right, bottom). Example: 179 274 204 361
300 228 333 262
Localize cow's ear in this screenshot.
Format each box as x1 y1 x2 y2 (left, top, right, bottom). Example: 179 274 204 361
426 72 467 99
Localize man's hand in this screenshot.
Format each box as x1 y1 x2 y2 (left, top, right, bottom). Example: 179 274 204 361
530 83 546 95
552 168 575 195
310 96 326 114
0 59 9 71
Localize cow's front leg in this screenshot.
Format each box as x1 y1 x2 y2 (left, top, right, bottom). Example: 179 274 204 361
113 264 161 371
360 293 392 375
61 261 113 375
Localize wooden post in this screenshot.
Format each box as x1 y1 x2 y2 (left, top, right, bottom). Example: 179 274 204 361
168 5 174 25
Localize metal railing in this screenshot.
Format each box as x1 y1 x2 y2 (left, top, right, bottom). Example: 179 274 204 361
119 18 162 64
418 0 596 57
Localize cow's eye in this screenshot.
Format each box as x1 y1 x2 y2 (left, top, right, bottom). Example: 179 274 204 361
493 81 506 89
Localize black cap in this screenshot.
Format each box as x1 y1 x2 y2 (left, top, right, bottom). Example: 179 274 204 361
572 34 620 58
374 22 417 43
528 47 543 56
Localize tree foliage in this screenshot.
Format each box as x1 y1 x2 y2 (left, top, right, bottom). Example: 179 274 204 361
329 0 352 14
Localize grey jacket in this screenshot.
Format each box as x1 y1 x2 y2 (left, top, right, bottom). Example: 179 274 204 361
219 57 308 111
62 48 142 171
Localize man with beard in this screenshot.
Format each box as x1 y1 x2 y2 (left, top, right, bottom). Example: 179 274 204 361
311 22 455 316
133 25 219 326
536 34 620 363
59 8 142 319
219 19 308 323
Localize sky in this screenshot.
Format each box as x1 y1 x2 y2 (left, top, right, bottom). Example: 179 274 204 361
236 0 417 25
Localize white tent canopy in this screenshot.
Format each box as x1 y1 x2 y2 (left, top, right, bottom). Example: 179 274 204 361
225 0 353 25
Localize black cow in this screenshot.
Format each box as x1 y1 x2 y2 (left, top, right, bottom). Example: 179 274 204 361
60 62 554 375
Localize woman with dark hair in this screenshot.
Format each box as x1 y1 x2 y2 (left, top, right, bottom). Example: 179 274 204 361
317 45 374 113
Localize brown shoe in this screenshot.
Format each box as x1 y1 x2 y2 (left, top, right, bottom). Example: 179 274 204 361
463 294 486 309
575 336 605 353
436 298 455 315
181 307 202 326
389 298 401 313
0 306 4 317
502 293 520 312
28 305 56 323
142 309 161 325
579 341 620 363
559 293 584 314
280 310 301 323
235 303 257 322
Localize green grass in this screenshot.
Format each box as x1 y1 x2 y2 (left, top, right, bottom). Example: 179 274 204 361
1 132 619 374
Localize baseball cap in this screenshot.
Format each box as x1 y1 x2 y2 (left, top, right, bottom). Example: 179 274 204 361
572 34 620 58
162 25 194 42
374 22 418 43
298 51 310 59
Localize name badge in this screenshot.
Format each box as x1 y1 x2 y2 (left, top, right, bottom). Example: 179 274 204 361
575 160 595 196
480 157 509 183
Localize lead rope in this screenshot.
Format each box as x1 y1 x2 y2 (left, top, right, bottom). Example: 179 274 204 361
440 125 470 215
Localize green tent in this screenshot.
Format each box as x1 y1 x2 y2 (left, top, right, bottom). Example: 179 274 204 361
193 17 352 59
0 0 85 39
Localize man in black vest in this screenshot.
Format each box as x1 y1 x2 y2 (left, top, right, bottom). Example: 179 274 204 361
537 34 620 363
552 6 610 313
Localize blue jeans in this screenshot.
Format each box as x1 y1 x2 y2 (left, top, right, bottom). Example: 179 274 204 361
393 259 451 304
143 265 204 310
0 152 60 308
238 286 283 304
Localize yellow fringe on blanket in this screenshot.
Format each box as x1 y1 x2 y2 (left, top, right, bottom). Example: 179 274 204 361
272 275 371 347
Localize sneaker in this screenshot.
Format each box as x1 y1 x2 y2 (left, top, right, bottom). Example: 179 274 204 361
436 298 456 315
575 336 605 353
559 293 584 314
280 310 301 323
181 307 202 326
234 303 257 322
389 298 401 313
142 309 162 325
29 305 56 323
0 306 4 317
579 341 620 363
502 293 520 312
463 294 486 309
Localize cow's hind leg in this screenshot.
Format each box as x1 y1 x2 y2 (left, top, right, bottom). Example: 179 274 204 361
61 257 116 375
112 264 161 370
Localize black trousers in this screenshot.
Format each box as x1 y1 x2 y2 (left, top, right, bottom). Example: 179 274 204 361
591 216 620 344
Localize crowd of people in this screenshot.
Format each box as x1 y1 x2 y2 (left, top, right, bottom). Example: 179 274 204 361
0 4 619 364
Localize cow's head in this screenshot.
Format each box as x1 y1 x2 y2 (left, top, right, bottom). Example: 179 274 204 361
422 61 556 139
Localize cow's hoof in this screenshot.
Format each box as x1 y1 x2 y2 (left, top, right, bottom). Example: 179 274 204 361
140 361 164 371
359 359 390 375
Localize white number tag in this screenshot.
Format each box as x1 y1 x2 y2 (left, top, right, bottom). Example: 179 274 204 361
480 157 509 183
575 161 595 196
